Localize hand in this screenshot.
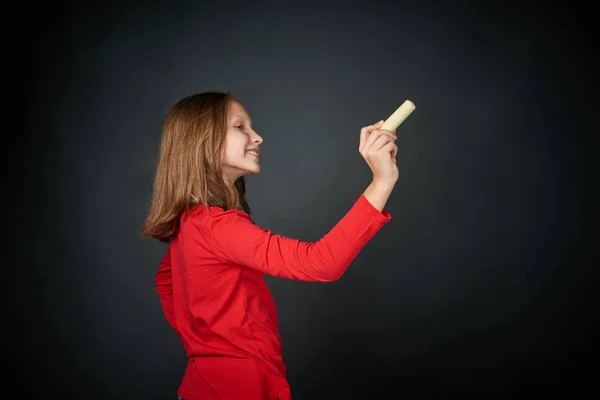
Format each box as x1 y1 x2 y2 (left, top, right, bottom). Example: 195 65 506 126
359 120 399 186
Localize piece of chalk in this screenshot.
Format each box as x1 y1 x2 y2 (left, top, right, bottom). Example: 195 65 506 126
381 100 416 132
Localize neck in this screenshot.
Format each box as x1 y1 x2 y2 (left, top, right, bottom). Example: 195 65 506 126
225 180 240 209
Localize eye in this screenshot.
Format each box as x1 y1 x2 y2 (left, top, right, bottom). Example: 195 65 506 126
235 125 244 130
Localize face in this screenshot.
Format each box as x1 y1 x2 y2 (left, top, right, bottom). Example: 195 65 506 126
221 101 264 185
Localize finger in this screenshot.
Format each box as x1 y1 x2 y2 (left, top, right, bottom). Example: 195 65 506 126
360 120 384 150
361 125 382 151
365 129 394 147
367 134 394 155
360 120 383 139
364 130 386 152
371 129 397 142
373 134 395 152
359 129 368 151
379 128 397 139
380 141 397 155
366 130 396 151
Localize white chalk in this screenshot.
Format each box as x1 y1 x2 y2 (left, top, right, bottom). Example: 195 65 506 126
381 100 415 132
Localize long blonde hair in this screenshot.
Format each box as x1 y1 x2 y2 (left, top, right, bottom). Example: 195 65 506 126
140 91 251 243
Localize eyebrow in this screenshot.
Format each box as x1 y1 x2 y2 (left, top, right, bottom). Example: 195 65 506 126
232 115 253 125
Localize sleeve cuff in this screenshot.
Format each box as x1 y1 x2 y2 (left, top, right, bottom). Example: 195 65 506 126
357 193 392 221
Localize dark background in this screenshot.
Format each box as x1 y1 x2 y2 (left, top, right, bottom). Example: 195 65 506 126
17 0 596 398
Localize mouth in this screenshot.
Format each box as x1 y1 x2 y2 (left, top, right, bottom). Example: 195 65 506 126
246 150 260 158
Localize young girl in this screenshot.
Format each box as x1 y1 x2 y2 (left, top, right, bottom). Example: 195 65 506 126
140 91 399 400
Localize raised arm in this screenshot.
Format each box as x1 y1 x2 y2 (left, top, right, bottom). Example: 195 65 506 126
196 187 392 282
197 118 401 281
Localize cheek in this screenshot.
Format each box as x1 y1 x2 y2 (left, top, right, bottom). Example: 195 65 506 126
222 138 247 163
229 135 248 156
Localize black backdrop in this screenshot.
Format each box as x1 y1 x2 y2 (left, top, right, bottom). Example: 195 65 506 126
18 1 596 398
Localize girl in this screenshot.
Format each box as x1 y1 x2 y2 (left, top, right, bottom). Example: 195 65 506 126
140 91 399 400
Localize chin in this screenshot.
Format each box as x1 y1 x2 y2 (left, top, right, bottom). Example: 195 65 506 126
239 168 259 177
246 163 260 174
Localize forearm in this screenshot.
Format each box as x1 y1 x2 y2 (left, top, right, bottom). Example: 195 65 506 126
363 179 394 212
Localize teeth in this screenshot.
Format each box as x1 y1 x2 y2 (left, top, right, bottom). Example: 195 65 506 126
246 151 259 155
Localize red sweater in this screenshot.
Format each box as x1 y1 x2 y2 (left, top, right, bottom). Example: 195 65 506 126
156 193 391 400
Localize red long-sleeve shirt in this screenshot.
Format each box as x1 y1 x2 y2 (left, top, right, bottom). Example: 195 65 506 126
156 193 391 400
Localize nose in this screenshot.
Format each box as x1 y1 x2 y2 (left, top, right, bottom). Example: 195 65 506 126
251 130 263 145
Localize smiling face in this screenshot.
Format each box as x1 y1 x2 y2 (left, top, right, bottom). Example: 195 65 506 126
221 101 264 186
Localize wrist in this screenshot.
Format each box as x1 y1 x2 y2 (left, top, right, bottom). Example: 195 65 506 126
371 177 396 191
363 179 394 212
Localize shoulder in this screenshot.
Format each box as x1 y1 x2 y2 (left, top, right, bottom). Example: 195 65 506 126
205 207 257 234
183 204 255 232
207 206 252 222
